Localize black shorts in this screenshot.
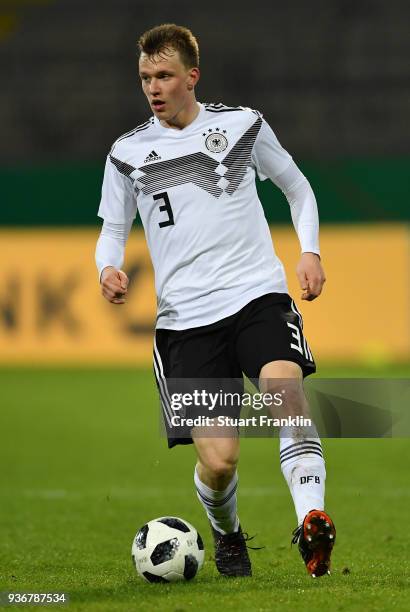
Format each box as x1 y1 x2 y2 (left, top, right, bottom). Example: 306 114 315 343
153 292 316 448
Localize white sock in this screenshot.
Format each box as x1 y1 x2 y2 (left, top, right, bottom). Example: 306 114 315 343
279 427 326 525
194 467 239 535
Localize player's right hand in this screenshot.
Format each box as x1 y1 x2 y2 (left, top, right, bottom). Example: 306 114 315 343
100 266 129 304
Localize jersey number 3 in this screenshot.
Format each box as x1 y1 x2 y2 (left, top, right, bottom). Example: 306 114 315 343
154 192 174 228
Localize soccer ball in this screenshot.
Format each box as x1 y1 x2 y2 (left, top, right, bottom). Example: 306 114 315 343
131 516 205 582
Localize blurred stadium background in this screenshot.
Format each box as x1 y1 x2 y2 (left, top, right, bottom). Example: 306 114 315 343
1 0 409 366
1 2 409 608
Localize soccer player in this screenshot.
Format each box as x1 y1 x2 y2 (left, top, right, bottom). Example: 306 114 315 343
95 24 336 578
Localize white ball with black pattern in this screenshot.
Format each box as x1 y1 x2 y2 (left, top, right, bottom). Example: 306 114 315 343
131 516 205 582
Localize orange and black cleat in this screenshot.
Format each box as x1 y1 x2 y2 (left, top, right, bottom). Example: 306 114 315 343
291 509 336 578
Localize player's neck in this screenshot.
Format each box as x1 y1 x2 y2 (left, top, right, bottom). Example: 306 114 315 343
160 99 200 131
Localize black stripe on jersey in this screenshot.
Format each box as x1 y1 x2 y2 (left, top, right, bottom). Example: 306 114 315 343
138 151 223 197
109 122 154 158
109 154 136 177
134 122 154 134
116 119 153 143
204 103 262 119
205 107 245 113
222 116 262 195
112 115 262 196
204 102 244 111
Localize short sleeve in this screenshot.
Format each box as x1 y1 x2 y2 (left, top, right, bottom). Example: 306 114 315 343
251 118 293 181
97 155 138 223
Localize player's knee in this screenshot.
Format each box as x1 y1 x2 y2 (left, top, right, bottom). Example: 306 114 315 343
213 457 237 480
201 456 237 481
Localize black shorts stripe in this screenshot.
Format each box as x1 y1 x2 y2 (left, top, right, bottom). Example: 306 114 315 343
153 338 172 406
153 358 172 426
153 338 173 425
291 299 304 330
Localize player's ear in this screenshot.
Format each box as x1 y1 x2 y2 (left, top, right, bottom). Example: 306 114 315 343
187 67 200 89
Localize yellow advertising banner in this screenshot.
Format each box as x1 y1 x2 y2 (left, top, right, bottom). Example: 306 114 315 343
0 225 409 364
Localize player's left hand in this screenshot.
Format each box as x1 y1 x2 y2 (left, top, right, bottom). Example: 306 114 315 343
296 252 326 301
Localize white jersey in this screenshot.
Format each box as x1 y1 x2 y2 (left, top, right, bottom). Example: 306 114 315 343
98 102 293 330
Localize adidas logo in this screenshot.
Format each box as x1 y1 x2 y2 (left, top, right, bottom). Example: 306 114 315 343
144 150 161 163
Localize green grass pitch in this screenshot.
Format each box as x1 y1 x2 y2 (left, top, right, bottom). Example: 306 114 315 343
1 365 409 611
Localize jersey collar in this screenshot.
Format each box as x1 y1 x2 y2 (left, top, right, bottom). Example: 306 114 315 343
153 102 205 135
